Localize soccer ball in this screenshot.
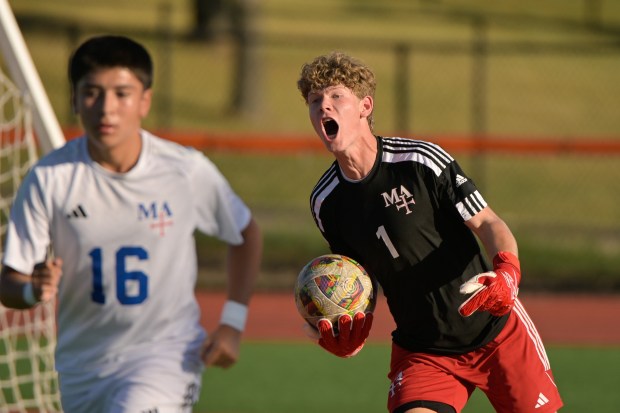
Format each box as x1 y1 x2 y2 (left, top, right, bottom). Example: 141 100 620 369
294 254 377 330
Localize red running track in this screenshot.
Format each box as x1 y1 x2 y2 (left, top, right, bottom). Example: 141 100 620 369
197 292 620 346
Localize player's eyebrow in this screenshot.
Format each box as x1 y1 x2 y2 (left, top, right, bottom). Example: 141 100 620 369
79 82 139 92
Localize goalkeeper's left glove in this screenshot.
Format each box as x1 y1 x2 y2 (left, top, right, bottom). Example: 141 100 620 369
458 251 521 317
317 312 373 358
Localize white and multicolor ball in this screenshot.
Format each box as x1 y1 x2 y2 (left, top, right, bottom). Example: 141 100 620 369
294 254 377 329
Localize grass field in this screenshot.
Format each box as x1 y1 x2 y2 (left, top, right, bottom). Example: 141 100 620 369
196 342 620 413
2 338 618 412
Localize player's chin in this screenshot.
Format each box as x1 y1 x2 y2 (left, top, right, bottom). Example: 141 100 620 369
320 136 338 153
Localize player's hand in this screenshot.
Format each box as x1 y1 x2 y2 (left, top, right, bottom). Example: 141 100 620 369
317 312 373 358
458 251 521 317
32 258 63 303
202 324 242 369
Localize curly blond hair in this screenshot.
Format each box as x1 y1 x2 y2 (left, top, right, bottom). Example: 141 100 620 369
297 52 376 130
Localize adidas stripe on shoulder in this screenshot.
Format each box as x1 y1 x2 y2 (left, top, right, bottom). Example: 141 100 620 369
455 191 487 220
381 137 454 176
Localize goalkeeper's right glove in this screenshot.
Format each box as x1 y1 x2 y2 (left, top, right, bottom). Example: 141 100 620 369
317 312 373 358
458 251 521 317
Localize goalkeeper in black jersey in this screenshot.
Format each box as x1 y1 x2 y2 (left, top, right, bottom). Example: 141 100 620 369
297 52 563 413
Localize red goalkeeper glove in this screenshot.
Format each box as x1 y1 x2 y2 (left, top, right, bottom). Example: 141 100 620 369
317 312 373 358
458 251 521 317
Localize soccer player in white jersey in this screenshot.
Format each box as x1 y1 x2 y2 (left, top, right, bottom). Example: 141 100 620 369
0 35 262 413
297 52 563 413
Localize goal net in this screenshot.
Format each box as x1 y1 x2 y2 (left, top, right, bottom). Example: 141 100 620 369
0 68 62 413
0 0 64 411
0 68 63 413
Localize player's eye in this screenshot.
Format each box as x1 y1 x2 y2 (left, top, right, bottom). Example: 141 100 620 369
115 88 133 98
81 88 100 99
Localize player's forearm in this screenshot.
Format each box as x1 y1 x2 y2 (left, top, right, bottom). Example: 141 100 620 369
479 220 518 259
225 217 262 304
468 208 518 259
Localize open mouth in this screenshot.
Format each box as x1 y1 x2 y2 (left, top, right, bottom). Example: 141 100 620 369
322 118 339 137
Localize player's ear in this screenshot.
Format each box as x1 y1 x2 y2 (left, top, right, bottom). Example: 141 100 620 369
359 95 373 118
139 88 153 119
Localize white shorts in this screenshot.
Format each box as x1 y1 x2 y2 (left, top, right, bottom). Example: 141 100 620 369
59 345 203 413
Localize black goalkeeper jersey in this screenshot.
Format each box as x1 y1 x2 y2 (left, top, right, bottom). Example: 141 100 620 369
310 136 508 354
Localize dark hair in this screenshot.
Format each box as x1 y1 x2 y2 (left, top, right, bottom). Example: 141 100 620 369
68 35 153 90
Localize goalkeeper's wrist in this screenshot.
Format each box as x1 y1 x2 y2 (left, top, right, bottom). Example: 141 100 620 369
493 251 521 283
220 300 248 332
22 282 38 306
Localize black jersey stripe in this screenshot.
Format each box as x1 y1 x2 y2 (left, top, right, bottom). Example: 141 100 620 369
382 137 454 176
382 137 453 161
310 164 340 232
455 190 487 220
310 164 338 208
383 147 447 176
312 164 338 198
470 191 487 210
383 147 446 176
383 137 454 164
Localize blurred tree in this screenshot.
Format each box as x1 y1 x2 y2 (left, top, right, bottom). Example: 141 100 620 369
189 0 222 41
187 0 261 117
228 0 260 117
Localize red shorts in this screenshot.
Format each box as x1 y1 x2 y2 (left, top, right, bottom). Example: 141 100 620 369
387 299 563 413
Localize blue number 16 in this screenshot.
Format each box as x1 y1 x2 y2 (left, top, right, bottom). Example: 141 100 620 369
90 246 149 305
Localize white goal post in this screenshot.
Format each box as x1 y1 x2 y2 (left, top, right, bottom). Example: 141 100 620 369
0 0 65 153
0 0 65 411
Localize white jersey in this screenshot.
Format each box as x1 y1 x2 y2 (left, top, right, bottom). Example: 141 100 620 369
3 130 251 373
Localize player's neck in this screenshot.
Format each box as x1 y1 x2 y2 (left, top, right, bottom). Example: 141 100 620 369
87 133 142 173
336 133 377 181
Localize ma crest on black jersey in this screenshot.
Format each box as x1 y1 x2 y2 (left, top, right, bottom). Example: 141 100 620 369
381 185 416 215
